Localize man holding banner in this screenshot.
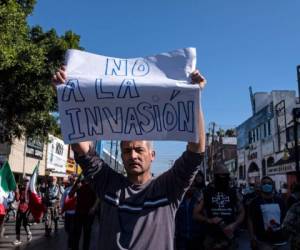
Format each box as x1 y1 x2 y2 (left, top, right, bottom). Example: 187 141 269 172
53 48 206 250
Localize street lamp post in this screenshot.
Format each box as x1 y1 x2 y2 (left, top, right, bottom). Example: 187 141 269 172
22 138 27 177
293 107 300 182
295 65 300 182
297 65 300 98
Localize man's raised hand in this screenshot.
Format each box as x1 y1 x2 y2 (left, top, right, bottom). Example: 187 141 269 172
52 65 67 89
187 69 206 154
190 69 206 89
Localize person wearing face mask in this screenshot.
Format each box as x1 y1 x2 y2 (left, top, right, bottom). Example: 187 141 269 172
248 176 288 250
193 165 245 250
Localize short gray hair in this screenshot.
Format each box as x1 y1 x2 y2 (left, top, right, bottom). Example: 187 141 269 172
146 141 154 150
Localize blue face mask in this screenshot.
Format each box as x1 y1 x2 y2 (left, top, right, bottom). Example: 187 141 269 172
248 186 255 193
261 184 273 193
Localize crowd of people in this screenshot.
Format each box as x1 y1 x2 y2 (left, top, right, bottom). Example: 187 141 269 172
175 168 300 250
0 167 299 250
0 66 300 250
0 173 99 249
57 66 300 250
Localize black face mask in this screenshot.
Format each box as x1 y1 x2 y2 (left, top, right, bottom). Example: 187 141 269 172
194 181 205 189
215 175 230 190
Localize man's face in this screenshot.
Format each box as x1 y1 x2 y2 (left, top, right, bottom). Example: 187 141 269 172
49 177 57 186
121 141 155 176
214 174 230 190
261 178 274 195
195 174 203 184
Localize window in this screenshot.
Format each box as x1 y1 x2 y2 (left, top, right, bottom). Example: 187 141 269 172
286 126 293 142
26 137 44 160
263 123 267 137
267 157 274 167
248 131 252 144
267 120 271 136
239 165 245 180
262 159 266 176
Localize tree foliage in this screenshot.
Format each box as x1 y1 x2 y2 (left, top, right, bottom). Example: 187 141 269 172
225 128 236 137
0 0 83 143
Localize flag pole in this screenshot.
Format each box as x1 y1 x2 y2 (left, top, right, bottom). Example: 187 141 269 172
22 138 27 178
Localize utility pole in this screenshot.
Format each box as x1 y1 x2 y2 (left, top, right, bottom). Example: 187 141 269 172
297 65 300 99
295 65 300 182
204 131 210 183
293 108 300 182
109 140 113 164
293 65 300 183
249 87 256 115
210 122 216 179
22 138 27 177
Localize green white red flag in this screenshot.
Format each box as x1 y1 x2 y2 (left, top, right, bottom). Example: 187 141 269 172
28 163 45 222
0 161 16 199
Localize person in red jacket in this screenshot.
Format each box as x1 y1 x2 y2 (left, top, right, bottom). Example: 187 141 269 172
12 176 32 246
71 177 97 250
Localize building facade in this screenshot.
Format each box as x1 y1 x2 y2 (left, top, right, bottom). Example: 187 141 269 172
206 134 237 182
237 90 299 191
0 137 125 183
0 135 75 183
0 137 47 183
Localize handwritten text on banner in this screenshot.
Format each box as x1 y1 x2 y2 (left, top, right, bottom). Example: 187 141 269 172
57 48 201 144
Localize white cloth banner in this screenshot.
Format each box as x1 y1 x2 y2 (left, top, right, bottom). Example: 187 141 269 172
57 48 201 144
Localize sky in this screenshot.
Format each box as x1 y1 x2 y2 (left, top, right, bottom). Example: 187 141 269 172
28 0 300 174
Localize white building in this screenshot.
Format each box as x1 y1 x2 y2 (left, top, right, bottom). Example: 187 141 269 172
0 134 72 183
237 90 299 191
102 148 124 173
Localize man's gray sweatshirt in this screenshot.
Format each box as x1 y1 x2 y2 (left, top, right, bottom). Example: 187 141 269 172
75 148 203 250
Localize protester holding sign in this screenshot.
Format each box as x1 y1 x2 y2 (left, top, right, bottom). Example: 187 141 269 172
52 49 206 250
247 176 287 250
55 48 201 144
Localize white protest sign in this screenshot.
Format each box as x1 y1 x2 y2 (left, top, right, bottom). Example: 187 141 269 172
57 48 201 144
47 134 67 174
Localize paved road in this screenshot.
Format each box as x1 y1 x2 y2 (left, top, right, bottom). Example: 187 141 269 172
0 219 66 250
0 220 288 250
0 219 250 250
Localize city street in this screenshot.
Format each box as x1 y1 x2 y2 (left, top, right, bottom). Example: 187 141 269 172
1 1 300 250
0 220 66 250
0 219 253 250
0 219 290 250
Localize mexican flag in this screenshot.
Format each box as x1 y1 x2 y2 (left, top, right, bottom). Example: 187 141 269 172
28 164 45 222
0 161 16 199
